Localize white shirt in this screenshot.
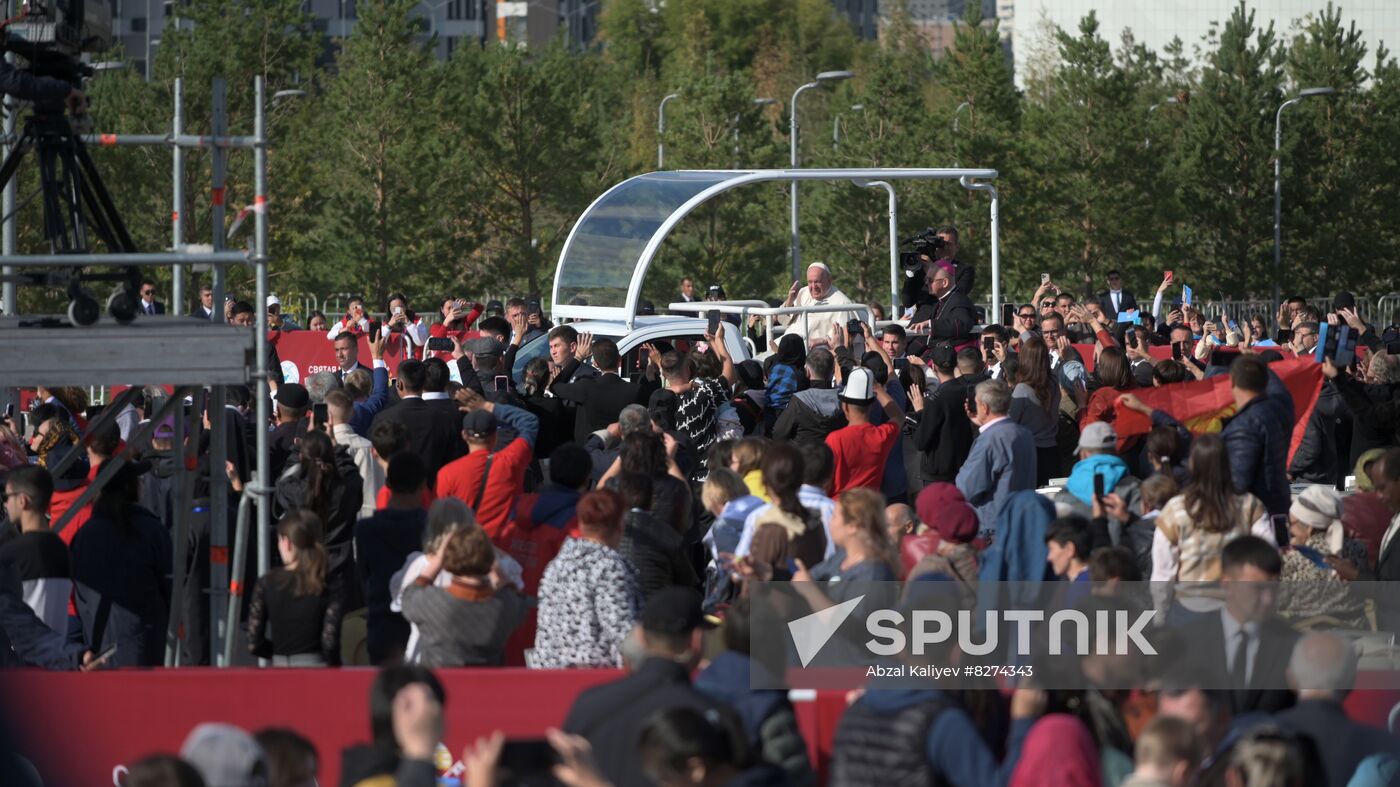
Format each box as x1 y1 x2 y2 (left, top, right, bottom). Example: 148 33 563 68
979 415 1009 433
782 286 855 342
326 317 370 341
423 392 449 401
1109 289 1123 313
1220 608 1261 685
332 423 382 520
383 319 429 348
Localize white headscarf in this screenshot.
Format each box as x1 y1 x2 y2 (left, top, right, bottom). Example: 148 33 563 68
1290 485 1346 554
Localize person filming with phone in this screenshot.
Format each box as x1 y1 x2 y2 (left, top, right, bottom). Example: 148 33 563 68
383 292 428 353
326 295 371 341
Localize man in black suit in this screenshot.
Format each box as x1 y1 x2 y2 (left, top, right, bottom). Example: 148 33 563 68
908 345 985 484
678 276 697 303
1097 269 1139 320
196 285 216 319
334 331 370 383
553 337 658 443
370 360 464 484
138 278 166 316
908 259 976 353
562 588 730 787
1276 632 1400 787
268 383 310 475
1178 536 1298 716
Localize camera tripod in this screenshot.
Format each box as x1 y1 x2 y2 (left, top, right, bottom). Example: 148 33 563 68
0 103 141 324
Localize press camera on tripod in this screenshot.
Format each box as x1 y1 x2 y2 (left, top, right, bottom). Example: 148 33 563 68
0 0 137 326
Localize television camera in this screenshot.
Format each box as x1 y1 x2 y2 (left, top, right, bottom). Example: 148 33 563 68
0 0 136 327
899 227 946 273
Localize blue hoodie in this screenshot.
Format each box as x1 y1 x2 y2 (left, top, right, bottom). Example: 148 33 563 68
694 651 787 746
529 484 581 528
1064 453 1130 507
976 491 1056 613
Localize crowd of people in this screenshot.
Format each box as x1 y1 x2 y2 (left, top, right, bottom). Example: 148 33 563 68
5 236 1400 786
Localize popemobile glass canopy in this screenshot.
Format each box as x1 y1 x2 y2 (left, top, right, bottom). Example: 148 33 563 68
550 168 1001 328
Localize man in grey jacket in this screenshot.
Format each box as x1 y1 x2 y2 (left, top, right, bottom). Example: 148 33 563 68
956 379 1037 542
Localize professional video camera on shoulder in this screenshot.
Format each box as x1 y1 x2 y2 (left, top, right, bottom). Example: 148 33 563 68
899 227 945 273
2 0 112 87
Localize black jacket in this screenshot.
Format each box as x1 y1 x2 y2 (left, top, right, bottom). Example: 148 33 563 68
71 504 173 667
371 397 465 482
900 258 975 310
1289 381 1342 485
1275 699 1400 787
911 291 977 349
1335 377 1400 465
910 373 984 484
563 658 730 787
617 510 700 601
770 386 845 446
553 363 658 444
354 507 426 665
275 445 364 592
1096 289 1139 318
1177 611 1298 716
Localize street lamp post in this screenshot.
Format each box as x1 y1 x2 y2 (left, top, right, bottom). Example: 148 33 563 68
1273 86 1336 307
657 92 679 169
1145 96 1180 148
831 104 865 150
790 70 854 281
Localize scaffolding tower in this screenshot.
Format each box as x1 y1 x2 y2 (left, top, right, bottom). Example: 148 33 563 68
0 76 273 667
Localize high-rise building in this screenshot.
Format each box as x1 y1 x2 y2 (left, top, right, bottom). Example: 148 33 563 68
108 0 493 76
877 0 1005 58
1011 0 1400 86
834 0 881 40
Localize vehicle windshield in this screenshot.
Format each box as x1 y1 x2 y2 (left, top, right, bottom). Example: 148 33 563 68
555 171 736 310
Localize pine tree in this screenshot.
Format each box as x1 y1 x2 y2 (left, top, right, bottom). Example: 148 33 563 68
1174 1 1284 296
307 0 453 304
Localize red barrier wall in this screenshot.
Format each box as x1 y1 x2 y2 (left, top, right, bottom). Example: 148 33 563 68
3 669 1396 786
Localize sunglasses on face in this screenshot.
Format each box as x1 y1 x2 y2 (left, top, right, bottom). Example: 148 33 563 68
1019 312 1036 319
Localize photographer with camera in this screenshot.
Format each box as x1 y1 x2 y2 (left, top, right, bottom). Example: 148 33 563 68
0 59 86 115
898 226 973 318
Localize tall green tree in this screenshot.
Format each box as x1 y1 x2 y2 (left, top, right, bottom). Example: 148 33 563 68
306 0 453 304
1281 4 1391 294
451 42 607 298
1018 13 1165 300
1174 1 1284 296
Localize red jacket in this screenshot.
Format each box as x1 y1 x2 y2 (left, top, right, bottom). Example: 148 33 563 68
434 437 532 540
493 493 576 666
427 302 485 360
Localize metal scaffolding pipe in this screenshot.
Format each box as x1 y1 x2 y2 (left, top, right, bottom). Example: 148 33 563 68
172 79 185 315
210 79 228 332
960 176 1000 321
79 133 263 149
853 179 899 319
2 70 15 314
253 76 272 589
0 250 249 267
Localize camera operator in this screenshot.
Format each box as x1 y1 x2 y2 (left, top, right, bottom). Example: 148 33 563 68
0 60 86 115
899 225 973 317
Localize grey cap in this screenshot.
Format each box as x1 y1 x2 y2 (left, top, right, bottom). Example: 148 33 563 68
180 723 269 787
465 336 506 357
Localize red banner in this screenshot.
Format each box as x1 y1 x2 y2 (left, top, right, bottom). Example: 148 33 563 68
1113 356 1323 463
273 331 415 384
1 668 1395 785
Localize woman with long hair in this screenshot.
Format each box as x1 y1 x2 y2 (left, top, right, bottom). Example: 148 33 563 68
1151 434 1273 586
274 429 362 600
1080 347 1138 457
247 509 342 666
603 431 691 537
534 489 642 668
746 442 826 578
1010 336 1063 485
